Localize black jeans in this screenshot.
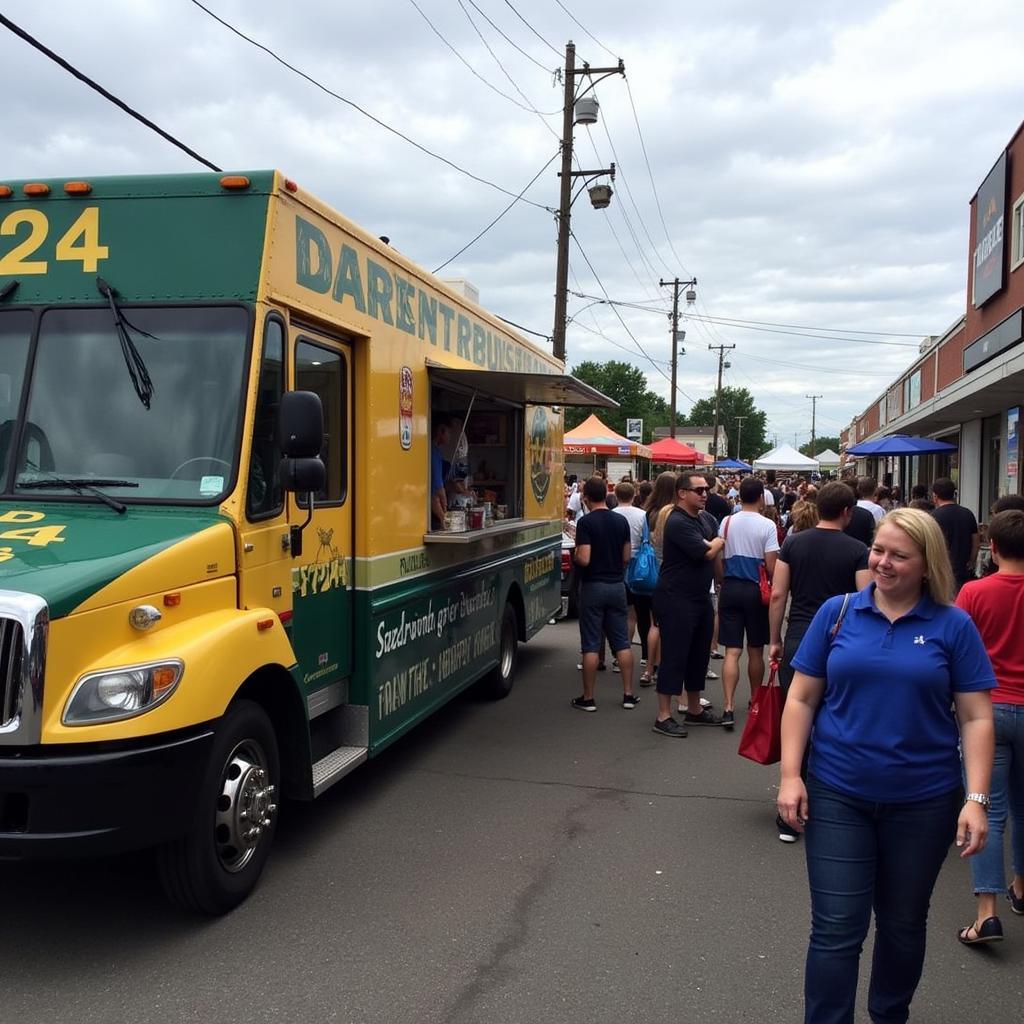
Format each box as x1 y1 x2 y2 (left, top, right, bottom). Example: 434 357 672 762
803 775 960 1024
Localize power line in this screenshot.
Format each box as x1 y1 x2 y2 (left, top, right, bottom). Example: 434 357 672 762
503 1 562 57
570 319 670 366
0 12 221 171
465 0 553 73
552 0 619 60
495 314 549 340
410 0 559 116
684 312 928 339
737 351 899 377
187 0 549 209
433 150 559 272
456 0 561 134
683 316 920 348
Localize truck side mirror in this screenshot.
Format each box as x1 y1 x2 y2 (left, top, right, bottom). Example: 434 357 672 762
276 391 326 558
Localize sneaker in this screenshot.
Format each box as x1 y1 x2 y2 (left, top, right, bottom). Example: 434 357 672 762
640 657 648 667
576 662 583 671
622 693 639 709
612 658 620 673
683 709 721 726
776 815 800 843
710 650 724 660
722 709 735 731
1008 884 1024 916
706 669 718 679
652 717 687 738
699 696 713 708
639 673 653 687
571 696 597 712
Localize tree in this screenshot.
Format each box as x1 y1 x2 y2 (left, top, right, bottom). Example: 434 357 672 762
800 436 839 458
565 361 669 443
682 387 768 462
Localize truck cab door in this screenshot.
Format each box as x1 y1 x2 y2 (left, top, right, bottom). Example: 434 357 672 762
286 329 354 701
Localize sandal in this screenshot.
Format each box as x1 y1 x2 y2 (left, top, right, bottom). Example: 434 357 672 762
639 673 652 687
957 917 1003 945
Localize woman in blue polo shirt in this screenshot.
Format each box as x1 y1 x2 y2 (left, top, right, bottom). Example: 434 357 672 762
778 508 995 1024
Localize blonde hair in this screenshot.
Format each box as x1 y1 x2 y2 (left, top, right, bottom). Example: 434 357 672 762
789 499 819 533
878 508 955 605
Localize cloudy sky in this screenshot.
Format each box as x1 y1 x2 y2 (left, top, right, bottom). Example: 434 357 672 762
4 0 1024 453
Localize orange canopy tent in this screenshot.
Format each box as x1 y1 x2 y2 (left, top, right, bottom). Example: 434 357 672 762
563 414 653 459
648 436 707 465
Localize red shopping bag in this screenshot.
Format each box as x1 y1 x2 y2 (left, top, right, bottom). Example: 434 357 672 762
738 662 783 765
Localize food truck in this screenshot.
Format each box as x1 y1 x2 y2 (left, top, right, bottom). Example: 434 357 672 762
0 170 612 912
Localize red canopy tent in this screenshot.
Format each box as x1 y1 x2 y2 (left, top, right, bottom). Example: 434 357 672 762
648 436 706 465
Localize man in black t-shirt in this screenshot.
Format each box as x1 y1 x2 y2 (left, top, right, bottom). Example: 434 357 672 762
931 477 979 591
572 477 635 711
704 475 732 524
651 472 725 737
843 501 875 546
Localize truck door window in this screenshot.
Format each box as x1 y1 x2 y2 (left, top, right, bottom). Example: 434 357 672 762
246 317 285 520
295 339 346 504
0 310 32 485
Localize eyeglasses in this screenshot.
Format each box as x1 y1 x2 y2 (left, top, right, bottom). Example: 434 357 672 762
683 486 710 495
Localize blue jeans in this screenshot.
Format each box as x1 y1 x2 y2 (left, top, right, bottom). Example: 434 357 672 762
969 703 1024 893
804 776 960 1024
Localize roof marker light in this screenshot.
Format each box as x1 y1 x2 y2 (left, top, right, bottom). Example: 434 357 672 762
284 179 298 192
64 181 93 195
23 183 51 197
219 175 251 190
0 185 13 198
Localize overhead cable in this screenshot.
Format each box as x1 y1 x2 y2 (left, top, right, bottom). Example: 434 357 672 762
503 1 563 57
552 0 619 60
465 0 554 73
187 0 549 209
0 12 221 171
433 151 560 272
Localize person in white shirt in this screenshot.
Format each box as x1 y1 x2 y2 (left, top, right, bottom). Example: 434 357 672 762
717 477 780 729
856 476 886 523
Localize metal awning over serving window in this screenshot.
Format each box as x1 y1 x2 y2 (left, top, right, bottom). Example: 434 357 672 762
426 360 617 408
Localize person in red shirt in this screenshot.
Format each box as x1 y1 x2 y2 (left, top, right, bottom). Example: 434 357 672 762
955 509 1024 944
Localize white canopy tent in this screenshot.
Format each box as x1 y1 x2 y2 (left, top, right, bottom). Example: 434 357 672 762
752 443 820 472
814 448 841 469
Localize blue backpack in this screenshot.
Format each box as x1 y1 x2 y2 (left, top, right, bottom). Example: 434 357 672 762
626 518 659 594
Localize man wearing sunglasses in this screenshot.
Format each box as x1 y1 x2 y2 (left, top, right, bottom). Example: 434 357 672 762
651 472 725 737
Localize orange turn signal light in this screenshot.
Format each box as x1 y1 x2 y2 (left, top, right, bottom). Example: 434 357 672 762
23 183 51 197
163 592 182 607
219 175 251 191
63 181 92 195
257 617 275 631
0 185 13 198
152 666 179 696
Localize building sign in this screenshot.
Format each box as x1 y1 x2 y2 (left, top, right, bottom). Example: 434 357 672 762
973 152 1006 308
1008 407 1019 478
625 418 643 440
963 308 1023 374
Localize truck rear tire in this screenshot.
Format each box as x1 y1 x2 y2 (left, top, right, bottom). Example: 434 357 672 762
475 602 519 700
158 699 280 915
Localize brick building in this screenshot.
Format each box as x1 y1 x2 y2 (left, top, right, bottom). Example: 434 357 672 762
843 120 1024 519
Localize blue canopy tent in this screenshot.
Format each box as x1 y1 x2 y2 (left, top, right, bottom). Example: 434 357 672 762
846 435 957 456
714 458 753 471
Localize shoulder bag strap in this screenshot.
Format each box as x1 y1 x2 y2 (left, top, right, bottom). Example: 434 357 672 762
829 592 852 641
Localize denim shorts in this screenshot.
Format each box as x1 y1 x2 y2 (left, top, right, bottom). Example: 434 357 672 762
578 580 630 654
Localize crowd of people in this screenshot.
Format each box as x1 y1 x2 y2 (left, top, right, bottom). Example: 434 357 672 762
564 466 1024 1023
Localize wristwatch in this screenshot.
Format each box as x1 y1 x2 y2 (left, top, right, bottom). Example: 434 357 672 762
964 792 990 809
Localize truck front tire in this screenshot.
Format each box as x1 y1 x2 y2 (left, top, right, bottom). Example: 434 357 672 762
158 699 280 914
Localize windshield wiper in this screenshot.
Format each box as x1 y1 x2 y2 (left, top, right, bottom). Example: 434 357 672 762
96 276 156 409
19 476 138 514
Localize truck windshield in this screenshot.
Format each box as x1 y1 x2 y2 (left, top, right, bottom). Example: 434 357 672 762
0 305 249 504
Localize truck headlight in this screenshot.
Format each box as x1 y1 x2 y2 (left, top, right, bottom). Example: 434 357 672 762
63 660 184 725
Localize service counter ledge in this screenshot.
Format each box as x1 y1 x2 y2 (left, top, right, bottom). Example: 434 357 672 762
423 518 548 544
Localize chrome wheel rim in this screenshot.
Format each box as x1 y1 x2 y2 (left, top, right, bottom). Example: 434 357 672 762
499 615 515 678
214 738 276 873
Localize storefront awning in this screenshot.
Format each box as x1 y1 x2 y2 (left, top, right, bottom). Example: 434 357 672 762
426 361 617 408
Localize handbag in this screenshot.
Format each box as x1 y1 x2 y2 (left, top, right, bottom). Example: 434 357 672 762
738 661 783 765
625 518 659 594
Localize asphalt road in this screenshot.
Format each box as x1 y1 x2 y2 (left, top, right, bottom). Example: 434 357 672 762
2 621 1022 1023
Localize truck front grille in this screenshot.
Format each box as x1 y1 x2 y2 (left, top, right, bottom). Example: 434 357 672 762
0 617 25 727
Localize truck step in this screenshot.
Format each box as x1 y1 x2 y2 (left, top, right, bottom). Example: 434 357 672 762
311 745 368 797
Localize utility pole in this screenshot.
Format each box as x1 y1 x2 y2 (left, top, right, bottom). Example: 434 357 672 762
806 394 823 457
659 277 696 437
551 43 624 362
708 343 735 462
734 415 747 464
